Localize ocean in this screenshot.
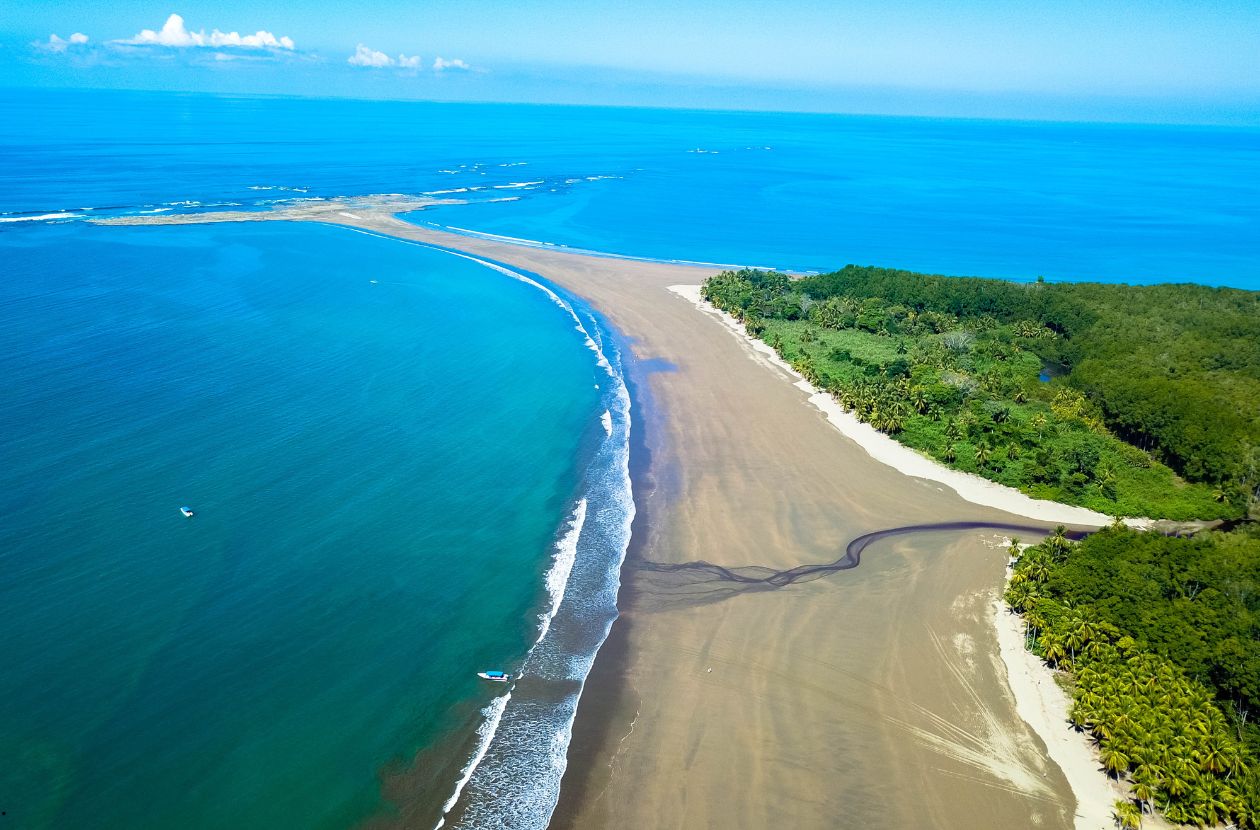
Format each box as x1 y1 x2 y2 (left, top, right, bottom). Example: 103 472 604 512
0 220 632 829
0 86 1257 830
3 87 1258 287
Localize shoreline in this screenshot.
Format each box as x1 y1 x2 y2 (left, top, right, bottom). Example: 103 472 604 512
94 205 1122 828
667 284 1149 529
992 589 1121 830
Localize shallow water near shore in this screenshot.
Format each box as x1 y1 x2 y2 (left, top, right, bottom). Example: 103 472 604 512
0 220 628 829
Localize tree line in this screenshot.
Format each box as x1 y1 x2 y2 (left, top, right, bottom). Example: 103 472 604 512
701 266 1259 519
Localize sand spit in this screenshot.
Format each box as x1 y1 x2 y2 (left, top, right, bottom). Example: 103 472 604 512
101 204 1115 829
89 194 464 227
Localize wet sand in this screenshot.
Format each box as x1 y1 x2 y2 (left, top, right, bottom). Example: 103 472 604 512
98 207 1099 828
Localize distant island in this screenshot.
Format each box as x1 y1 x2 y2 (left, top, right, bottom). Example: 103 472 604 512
701 266 1260 521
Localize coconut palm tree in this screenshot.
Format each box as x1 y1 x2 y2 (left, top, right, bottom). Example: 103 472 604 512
1043 634 1069 667
1031 413 1048 440
1112 799 1142 828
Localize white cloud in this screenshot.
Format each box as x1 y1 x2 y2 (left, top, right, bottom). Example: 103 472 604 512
433 57 471 72
41 32 89 53
119 14 294 50
348 44 423 70
348 43 393 67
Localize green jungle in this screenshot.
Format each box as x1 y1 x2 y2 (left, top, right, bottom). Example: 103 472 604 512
700 266 1260 521
1006 524 1260 827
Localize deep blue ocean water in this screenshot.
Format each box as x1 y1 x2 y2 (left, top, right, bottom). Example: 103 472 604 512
2 87 1258 286
1 86 1257 830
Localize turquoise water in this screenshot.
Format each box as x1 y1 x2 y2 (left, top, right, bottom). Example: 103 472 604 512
0 220 624 828
2 88 1257 287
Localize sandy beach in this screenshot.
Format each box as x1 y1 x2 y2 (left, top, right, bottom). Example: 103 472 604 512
98 205 1114 829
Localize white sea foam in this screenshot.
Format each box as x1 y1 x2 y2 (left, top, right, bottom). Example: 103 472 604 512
435 223 773 271
601 409 613 437
329 225 635 829
536 499 587 643
492 181 544 189
431 691 511 830
443 227 559 252
424 188 470 195
0 212 78 223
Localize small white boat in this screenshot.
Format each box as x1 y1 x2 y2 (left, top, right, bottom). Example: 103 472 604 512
179 506 195 518
477 670 512 683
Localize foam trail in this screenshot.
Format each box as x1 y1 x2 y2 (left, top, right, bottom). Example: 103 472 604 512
431 692 512 830
428 222 779 271
327 224 634 830
536 500 587 643
0 212 78 223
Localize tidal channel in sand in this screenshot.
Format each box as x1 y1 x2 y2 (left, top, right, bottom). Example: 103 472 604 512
98 207 1101 829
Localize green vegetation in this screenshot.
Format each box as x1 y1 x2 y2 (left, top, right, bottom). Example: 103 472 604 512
1006 524 1260 826
701 266 1260 520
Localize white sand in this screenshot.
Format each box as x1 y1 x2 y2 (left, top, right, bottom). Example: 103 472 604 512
994 594 1121 830
668 284 1148 529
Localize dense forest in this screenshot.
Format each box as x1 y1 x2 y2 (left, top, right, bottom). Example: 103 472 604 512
1005 524 1260 827
701 266 1260 520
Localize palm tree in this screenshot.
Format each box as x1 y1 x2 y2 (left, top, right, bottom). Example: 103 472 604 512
942 443 958 463
1005 582 1033 612
1112 800 1142 828
1131 765 1160 814
1022 555 1052 585
1031 413 1048 440
975 443 993 467
1043 634 1069 667
1045 526 1071 560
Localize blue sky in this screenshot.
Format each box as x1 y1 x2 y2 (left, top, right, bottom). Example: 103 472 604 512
3 1 1258 123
